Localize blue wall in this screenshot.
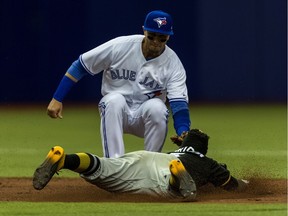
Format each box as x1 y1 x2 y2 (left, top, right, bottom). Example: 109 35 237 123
1 0 286 103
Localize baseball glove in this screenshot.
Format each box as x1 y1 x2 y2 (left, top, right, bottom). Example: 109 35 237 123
170 131 188 146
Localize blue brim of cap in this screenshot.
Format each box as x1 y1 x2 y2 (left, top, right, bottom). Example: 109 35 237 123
143 27 174 35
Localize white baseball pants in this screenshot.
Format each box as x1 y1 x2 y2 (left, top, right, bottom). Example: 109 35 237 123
98 93 169 158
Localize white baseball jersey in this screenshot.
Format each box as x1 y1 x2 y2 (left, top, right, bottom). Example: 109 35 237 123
80 35 188 104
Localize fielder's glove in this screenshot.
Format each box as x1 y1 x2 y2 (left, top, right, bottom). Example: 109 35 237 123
170 131 188 146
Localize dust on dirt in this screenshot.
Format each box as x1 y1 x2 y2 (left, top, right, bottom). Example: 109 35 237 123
0 177 286 203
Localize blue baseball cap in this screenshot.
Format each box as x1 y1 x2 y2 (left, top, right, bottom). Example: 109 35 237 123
143 10 174 35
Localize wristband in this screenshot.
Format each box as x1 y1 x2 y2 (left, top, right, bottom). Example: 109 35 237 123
53 75 76 102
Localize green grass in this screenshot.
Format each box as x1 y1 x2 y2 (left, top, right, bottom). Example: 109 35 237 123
0 103 287 216
0 103 286 178
0 202 287 216
189 104 287 178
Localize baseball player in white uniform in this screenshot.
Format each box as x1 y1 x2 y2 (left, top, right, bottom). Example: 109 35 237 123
47 10 191 158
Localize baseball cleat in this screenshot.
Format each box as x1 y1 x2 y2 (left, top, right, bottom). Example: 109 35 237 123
169 159 196 200
33 146 65 190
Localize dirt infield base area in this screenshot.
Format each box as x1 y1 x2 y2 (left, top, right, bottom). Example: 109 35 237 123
0 177 286 203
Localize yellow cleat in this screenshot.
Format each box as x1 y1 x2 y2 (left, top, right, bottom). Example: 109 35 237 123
33 146 65 190
169 159 196 200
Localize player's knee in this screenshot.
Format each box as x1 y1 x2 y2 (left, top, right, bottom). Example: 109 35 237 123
101 93 126 108
143 99 168 123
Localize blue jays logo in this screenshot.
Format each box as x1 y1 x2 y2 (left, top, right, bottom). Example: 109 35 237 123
153 17 167 28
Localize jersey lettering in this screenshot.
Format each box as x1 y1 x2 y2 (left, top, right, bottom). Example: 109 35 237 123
169 152 184 158
174 146 205 158
175 146 195 153
139 76 163 90
110 69 136 81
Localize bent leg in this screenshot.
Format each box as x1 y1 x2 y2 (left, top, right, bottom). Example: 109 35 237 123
99 93 128 158
141 98 169 152
32 146 101 190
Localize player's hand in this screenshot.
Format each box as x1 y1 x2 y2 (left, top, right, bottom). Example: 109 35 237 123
47 98 63 119
170 131 189 146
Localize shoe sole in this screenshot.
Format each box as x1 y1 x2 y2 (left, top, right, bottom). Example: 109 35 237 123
169 160 196 199
33 147 63 190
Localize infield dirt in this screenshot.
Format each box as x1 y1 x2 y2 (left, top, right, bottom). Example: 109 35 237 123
0 177 286 203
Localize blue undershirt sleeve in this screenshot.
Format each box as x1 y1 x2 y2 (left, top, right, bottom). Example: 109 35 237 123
53 76 76 102
67 59 88 80
170 101 191 135
53 59 88 102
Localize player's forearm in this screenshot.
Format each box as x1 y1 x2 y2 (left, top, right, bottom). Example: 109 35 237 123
53 59 88 102
220 176 249 191
170 101 191 135
53 73 77 102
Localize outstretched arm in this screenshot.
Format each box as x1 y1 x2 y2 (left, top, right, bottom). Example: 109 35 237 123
47 73 77 119
209 162 249 191
47 59 88 119
220 175 249 191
